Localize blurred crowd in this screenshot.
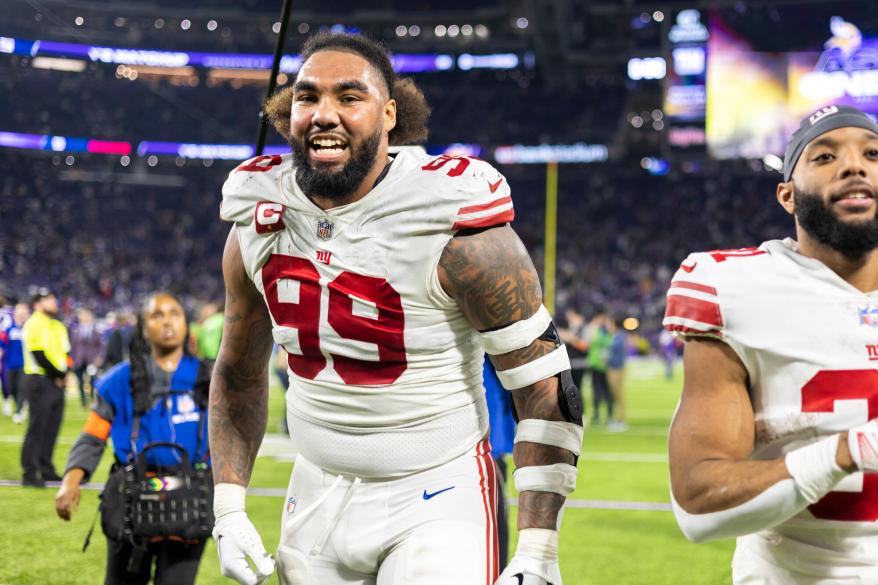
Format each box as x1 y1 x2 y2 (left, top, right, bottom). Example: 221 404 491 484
1 151 791 349
0 153 227 313
1 15 794 355
0 60 623 148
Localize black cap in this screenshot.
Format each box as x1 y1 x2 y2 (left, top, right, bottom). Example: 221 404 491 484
30 286 54 305
783 105 878 181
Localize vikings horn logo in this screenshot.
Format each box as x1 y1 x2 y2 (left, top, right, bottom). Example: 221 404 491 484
826 16 862 59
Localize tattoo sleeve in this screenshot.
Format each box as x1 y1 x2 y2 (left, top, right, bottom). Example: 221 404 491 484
438 225 579 531
209 228 275 487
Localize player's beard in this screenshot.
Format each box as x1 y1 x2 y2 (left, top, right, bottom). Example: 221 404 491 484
794 187 878 259
291 127 382 202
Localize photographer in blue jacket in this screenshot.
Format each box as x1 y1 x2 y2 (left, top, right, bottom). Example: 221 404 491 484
55 292 212 585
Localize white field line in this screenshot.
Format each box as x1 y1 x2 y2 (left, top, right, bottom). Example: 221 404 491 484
587 427 669 437
0 435 668 463
624 409 675 418
0 479 672 512
256 436 668 463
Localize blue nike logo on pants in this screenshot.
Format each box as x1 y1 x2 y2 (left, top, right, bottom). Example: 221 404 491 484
422 486 455 500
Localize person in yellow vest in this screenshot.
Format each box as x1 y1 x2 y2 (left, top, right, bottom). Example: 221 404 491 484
21 288 70 487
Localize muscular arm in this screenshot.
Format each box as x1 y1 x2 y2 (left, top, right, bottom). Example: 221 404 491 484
439 225 577 530
670 337 855 514
209 228 275 487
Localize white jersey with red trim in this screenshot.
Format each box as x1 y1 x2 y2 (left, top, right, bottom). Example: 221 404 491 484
664 238 878 580
220 147 513 478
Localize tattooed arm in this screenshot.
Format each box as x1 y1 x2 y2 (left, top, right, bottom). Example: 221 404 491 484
209 228 275 487
438 224 578 531
210 228 277 584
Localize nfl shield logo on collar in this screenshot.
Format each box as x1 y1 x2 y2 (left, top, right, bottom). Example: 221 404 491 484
317 218 333 240
860 305 878 327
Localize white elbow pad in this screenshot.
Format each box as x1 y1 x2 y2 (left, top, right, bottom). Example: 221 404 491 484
671 480 809 543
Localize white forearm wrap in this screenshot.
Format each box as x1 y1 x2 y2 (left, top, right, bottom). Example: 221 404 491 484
477 305 553 355
785 434 848 503
515 419 583 456
214 483 248 518
498 528 562 584
514 463 578 496
515 528 559 561
671 479 809 543
496 345 571 390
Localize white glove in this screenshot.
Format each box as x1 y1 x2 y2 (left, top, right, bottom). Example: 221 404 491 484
214 484 276 585
848 420 878 471
495 529 562 585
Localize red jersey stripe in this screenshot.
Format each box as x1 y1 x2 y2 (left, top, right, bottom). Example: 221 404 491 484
475 441 493 585
452 208 515 230
457 196 512 216
665 294 723 328
665 323 723 336
482 444 499 581
670 280 717 296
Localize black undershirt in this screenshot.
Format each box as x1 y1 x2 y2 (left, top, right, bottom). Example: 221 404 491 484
372 154 395 190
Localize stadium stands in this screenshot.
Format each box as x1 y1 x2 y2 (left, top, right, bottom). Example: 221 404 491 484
1 0 793 337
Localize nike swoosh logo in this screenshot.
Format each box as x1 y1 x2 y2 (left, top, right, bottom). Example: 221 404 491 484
422 486 455 500
488 178 503 193
681 262 697 273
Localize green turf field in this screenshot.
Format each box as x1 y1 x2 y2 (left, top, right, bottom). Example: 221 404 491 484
0 359 735 584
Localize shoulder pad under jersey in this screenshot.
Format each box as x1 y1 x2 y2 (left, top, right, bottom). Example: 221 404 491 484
220 153 290 226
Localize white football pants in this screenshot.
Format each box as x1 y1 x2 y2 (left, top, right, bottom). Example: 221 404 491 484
733 527 878 584
276 438 499 585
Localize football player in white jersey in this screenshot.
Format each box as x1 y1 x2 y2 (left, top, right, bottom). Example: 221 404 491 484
208 33 583 585
665 104 878 584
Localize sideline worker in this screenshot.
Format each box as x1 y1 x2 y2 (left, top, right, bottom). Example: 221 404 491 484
21 288 69 487
56 292 212 585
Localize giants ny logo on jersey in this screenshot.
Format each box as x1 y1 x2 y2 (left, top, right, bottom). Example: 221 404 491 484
255 202 285 234
316 250 332 265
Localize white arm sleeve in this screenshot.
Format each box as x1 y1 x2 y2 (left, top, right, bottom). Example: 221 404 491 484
673 435 849 543
671 479 808 543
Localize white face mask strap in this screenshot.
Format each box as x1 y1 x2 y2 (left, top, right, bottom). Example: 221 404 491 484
477 305 553 355
515 419 583 456
495 345 570 390
513 463 578 496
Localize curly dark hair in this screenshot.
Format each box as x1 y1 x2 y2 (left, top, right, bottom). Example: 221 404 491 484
265 33 431 145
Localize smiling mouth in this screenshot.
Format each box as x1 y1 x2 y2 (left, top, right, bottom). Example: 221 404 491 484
832 183 876 204
309 137 348 159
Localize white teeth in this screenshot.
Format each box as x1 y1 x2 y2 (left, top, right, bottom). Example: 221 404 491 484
845 192 869 199
312 138 344 148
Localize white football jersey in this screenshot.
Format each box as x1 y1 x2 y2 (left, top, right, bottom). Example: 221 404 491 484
664 238 878 579
221 148 513 478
